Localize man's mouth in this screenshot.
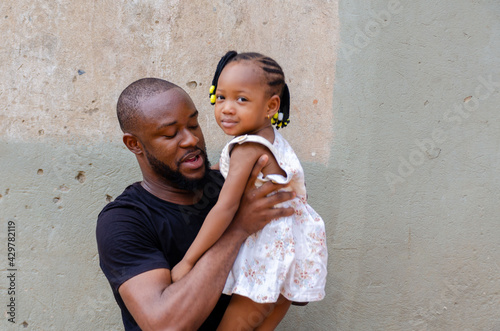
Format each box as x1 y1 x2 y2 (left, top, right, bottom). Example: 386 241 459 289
179 150 204 169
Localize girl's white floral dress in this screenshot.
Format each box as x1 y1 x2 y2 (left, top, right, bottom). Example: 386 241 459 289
219 128 328 303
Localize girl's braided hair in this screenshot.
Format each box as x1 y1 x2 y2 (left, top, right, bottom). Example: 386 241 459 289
209 51 290 129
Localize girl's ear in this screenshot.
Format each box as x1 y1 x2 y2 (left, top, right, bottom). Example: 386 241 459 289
123 133 144 155
266 95 281 118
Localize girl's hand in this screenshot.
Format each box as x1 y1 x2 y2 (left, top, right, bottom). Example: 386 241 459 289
171 260 194 283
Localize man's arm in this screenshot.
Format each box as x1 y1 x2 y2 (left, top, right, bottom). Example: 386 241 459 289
119 155 295 331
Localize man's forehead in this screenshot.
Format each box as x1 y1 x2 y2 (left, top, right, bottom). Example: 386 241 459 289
140 88 195 115
156 110 199 131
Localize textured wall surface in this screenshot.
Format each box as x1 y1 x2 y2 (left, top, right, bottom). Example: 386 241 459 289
1 0 499 330
315 1 500 330
1 0 338 330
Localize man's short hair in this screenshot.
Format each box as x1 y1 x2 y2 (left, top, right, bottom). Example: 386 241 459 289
117 78 179 133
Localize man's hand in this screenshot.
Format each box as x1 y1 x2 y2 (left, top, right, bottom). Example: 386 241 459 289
230 155 295 237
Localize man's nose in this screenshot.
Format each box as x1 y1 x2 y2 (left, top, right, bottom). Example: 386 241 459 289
179 128 199 147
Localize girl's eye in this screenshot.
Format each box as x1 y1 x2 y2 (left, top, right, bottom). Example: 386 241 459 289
216 95 224 101
238 97 248 102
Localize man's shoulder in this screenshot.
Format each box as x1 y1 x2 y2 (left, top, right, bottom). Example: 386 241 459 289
100 182 143 212
97 171 224 226
96 182 154 230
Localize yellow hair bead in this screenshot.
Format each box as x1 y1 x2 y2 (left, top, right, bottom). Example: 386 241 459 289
273 113 279 120
209 85 215 94
210 94 216 104
271 118 276 124
277 122 282 128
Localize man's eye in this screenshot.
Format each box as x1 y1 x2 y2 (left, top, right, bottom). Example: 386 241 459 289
164 132 177 138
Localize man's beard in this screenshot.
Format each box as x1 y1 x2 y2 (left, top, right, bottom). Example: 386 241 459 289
144 147 211 192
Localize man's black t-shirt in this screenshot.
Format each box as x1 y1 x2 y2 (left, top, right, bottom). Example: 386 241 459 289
96 170 230 330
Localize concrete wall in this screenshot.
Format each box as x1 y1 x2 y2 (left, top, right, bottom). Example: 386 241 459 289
1 0 499 330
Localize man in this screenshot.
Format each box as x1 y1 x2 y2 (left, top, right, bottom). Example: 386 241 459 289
96 78 295 330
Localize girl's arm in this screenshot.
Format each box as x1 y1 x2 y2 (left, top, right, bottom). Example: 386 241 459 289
171 143 276 282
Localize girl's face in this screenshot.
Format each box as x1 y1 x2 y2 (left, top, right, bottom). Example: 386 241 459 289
214 61 276 136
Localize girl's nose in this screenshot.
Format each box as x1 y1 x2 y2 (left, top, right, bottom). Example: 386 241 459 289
222 102 235 115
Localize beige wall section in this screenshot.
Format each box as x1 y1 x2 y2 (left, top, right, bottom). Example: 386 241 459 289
1 0 337 163
1 0 500 330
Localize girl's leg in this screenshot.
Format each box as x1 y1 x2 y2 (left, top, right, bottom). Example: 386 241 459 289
255 295 291 331
217 294 291 331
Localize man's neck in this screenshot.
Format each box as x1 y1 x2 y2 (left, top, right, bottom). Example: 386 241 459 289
140 178 203 205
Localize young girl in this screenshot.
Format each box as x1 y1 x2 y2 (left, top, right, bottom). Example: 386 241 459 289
171 51 327 330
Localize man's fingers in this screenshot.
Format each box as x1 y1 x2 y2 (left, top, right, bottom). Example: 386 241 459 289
265 191 296 208
252 181 291 200
268 206 294 219
246 155 269 190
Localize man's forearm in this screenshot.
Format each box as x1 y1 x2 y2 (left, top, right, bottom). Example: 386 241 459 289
160 227 246 330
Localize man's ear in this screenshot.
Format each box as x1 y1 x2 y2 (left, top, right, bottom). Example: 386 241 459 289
123 133 143 155
266 95 281 118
